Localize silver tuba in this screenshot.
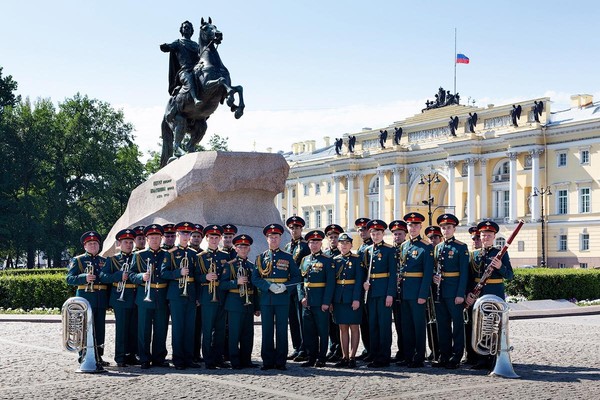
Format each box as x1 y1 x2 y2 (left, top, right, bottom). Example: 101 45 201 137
471 294 520 378
61 297 106 373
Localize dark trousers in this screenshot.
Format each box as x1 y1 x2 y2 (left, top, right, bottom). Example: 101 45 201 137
302 306 329 362
401 300 427 363
113 307 135 363
260 304 289 367
193 305 203 359
360 305 371 354
289 288 304 353
426 301 440 360
328 313 341 355
392 300 404 359
170 300 197 367
202 304 226 367
435 297 465 363
367 296 392 364
464 308 478 362
137 306 169 363
228 310 254 367
92 307 106 357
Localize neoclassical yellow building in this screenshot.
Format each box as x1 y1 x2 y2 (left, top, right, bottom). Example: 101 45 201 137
276 93 600 268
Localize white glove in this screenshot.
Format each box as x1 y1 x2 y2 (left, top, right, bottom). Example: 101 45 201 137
278 283 288 293
269 283 280 293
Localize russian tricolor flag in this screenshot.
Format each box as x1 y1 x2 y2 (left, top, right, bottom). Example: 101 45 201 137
456 53 470 64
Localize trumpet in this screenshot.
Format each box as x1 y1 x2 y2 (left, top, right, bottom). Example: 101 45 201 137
208 259 218 303
116 260 130 302
179 253 189 297
84 261 95 293
237 261 251 306
143 258 153 302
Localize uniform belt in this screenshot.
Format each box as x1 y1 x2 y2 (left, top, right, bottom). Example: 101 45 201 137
336 279 356 285
112 283 136 288
229 289 255 294
403 272 423 278
441 272 460 277
304 282 326 288
201 281 220 286
370 273 390 279
265 278 288 283
77 284 107 290
182 277 195 283
139 283 168 289
474 278 503 284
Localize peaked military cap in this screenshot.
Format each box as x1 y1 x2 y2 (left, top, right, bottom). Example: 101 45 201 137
222 224 238 235
233 234 253 246
325 224 344 236
81 231 101 245
175 222 194 233
437 213 459 226
355 217 371 230
144 224 164 236
115 229 135 241
338 233 353 243
366 219 388 231
404 212 426 224
192 224 204 234
425 225 442 238
133 225 145 237
389 220 408 232
305 230 325 241
477 220 500 234
468 226 480 238
263 223 284 236
286 216 306 228
204 224 224 236
162 224 176 234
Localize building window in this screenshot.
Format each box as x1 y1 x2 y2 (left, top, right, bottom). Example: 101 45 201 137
581 233 590 251
327 181 332 193
282 214 286 222
557 189 568 215
315 183 321 195
292 189 296 198
492 161 510 182
558 263 566 269
524 155 532 169
558 235 567 252
495 237 506 249
327 209 333 225
493 190 510 219
579 187 591 213
557 152 567 167
282 190 285 199
518 241 525 252
303 184 309 196
315 210 321 228
369 177 379 194
580 149 590 165
580 263 589 269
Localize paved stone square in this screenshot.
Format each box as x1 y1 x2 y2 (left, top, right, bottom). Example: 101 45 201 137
0 315 599 399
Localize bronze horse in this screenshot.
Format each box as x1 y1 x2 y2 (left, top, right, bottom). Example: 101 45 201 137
160 18 244 167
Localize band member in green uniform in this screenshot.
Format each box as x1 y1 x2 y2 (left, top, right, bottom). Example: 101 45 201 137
324 223 343 362
398 213 434 368
129 224 170 369
197 224 230 369
190 223 204 252
190 223 204 363
424 225 442 362
253 223 301 371
354 217 372 360
101 229 137 367
363 219 396 368
284 216 310 361
133 225 146 252
220 234 260 369
332 233 363 368
162 223 176 250
221 224 238 260
66 231 109 367
298 230 335 367
464 225 481 364
389 219 407 363
160 222 201 370
466 220 514 370
469 226 482 250
432 214 469 369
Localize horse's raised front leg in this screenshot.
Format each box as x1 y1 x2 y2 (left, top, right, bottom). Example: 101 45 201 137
231 85 244 119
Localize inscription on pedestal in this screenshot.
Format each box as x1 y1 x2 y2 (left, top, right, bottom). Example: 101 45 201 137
150 179 174 199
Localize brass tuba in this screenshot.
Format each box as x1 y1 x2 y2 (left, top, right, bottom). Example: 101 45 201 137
61 297 106 373
471 294 520 378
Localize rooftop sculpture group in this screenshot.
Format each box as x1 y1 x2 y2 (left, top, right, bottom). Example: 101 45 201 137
423 87 460 112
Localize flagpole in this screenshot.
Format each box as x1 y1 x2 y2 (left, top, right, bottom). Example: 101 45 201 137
453 27 457 95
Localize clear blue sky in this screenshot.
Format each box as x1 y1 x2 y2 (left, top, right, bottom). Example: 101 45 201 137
3 1 599 156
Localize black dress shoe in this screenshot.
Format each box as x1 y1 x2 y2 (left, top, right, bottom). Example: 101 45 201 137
217 361 231 369
408 361 424 368
244 363 259 368
334 359 349 368
260 365 274 371
187 362 202 369
300 360 316 367
432 360 447 368
366 361 380 368
325 351 335 359
98 359 110 367
471 361 490 370
356 351 369 360
152 361 170 368
205 364 217 370
175 365 186 370
287 351 300 360
117 362 128 368
140 362 151 369
348 359 357 368
275 365 287 371
327 353 341 362
232 365 243 370
445 361 459 370
125 356 141 365
363 355 375 363
293 354 309 362
315 360 326 368
396 360 410 367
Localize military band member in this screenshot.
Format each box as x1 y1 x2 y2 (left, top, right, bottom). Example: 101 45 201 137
332 233 363 368
162 223 177 250
426 226 442 247
354 217 372 360
466 220 514 370
190 223 204 363
298 230 335 367
362 219 396 368
220 234 260 369
66 231 109 367
284 216 310 362
389 219 407 363
464 225 482 364
221 224 238 260
398 213 434 368
431 214 469 370
252 223 301 371
198 224 230 369
469 226 482 250
160 222 201 370
101 229 137 367
190 223 204 252
424 225 442 361
133 225 146 252
129 224 170 369
324 223 343 362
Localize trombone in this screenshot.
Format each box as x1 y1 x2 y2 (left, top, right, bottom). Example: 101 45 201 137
84 261 95 293
143 258 153 302
116 260 130 302
208 259 218 302
179 253 189 297
237 261 251 306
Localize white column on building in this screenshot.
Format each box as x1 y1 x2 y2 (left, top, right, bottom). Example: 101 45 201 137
466 158 477 225
358 174 365 218
530 149 543 221
286 184 294 217
377 169 386 219
445 160 456 208
333 176 341 224
480 158 488 220
276 192 282 216
346 173 356 231
393 167 403 219
508 151 518 223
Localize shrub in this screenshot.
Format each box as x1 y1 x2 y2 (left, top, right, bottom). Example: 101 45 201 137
0 273 74 310
506 268 600 300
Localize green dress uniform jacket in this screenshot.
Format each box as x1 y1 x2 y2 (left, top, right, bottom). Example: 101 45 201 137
284 238 309 356
469 246 514 299
434 237 469 299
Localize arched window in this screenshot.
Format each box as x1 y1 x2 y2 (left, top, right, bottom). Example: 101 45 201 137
368 175 380 219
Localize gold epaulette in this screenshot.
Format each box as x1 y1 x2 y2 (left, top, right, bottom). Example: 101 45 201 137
383 243 393 248
350 253 360 258
322 253 331 258
168 247 178 253
199 250 209 256
421 238 432 245
218 249 229 256
333 254 343 260
188 247 198 253
454 239 466 246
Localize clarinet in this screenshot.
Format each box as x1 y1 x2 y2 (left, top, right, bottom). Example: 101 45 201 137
434 252 444 302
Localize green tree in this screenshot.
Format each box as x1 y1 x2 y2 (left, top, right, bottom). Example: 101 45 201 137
0 66 21 116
